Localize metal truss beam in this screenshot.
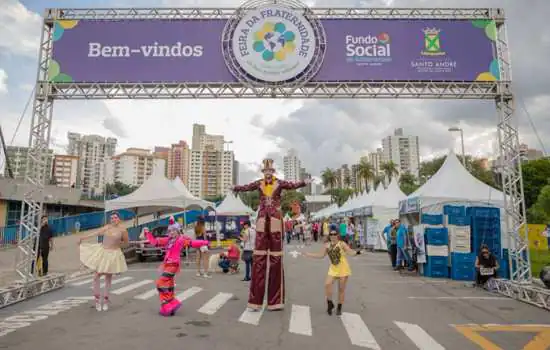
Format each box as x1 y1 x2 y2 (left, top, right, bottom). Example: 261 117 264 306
45 7 497 20
11 13 65 305
494 18 531 284
0 274 65 309
48 81 501 99
492 279 550 311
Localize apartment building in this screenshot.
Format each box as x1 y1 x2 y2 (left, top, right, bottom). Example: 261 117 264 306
283 149 301 181
381 128 420 177
167 141 190 184
67 132 117 196
188 145 234 198
52 155 79 188
5 146 54 183
111 148 165 187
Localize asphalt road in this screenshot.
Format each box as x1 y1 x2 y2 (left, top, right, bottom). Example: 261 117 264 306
0 242 548 350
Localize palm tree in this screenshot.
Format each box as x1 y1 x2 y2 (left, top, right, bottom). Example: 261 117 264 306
381 161 399 185
343 175 351 189
321 168 337 203
357 158 375 192
374 174 385 189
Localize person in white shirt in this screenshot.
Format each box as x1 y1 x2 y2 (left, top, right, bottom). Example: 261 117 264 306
240 220 256 282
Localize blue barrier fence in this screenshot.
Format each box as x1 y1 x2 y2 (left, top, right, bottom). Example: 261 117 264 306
0 209 136 248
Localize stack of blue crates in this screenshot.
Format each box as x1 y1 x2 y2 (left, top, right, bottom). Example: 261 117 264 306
467 206 501 258
424 227 449 278
450 252 476 280
421 214 444 225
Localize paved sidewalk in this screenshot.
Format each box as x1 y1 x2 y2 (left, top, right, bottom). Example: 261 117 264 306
0 215 153 287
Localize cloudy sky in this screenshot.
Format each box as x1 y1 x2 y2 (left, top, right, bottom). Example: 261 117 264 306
0 0 548 184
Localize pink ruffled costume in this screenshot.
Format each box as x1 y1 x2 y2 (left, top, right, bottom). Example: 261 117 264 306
145 227 209 316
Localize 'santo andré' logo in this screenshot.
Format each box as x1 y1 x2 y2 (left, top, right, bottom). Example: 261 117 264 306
253 22 296 62
421 28 446 56
231 5 317 83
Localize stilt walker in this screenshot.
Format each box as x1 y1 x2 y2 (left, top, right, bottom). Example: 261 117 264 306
141 222 209 316
233 159 310 311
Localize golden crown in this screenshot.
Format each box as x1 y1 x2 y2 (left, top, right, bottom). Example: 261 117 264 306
423 27 441 35
261 158 275 171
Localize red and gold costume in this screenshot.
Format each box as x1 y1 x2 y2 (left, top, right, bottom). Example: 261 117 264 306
233 159 306 310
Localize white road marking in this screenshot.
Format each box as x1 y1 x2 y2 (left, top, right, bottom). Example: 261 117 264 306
394 321 445 350
68 296 94 300
408 296 507 300
0 299 88 338
197 292 233 315
66 274 93 284
238 307 264 326
288 304 312 336
134 288 158 300
341 312 380 349
111 279 152 295
71 278 94 286
176 286 203 301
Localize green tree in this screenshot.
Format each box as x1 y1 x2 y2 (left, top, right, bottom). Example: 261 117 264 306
399 172 419 195
343 175 351 188
357 158 374 192
239 191 260 211
105 181 138 197
527 184 550 224
204 194 225 204
522 159 550 210
281 190 306 215
323 188 354 207
418 155 497 188
321 168 337 202
381 161 399 184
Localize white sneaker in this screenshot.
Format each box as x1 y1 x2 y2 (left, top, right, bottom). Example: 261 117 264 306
102 298 109 311
202 273 212 279
196 272 202 277
94 297 101 312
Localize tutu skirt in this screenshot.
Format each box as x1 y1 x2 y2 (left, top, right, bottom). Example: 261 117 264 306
80 243 128 274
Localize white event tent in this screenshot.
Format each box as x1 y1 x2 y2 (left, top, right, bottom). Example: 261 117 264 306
215 192 254 216
367 180 408 250
405 149 505 211
105 175 214 214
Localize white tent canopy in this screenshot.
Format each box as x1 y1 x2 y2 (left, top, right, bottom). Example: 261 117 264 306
105 174 213 212
371 179 407 208
215 192 254 216
406 149 505 209
171 177 214 209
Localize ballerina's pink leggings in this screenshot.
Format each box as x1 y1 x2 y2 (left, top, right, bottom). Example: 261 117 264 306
92 273 113 299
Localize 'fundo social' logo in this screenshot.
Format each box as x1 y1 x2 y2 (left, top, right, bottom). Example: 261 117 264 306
345 33 392 64
231 5 317 82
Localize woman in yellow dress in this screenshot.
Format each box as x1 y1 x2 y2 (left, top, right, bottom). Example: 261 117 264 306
304 225 360 316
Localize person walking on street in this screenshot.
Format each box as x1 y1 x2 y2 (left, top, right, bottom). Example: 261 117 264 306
240 220 255 281
38 215 54 276
383 219 397 268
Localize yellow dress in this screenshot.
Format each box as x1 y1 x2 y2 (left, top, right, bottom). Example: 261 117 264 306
327 242 352 277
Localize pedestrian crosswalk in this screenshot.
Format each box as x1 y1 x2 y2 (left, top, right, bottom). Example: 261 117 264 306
67 274 448 349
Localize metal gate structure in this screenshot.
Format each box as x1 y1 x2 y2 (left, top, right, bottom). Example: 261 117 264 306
3 0 548 310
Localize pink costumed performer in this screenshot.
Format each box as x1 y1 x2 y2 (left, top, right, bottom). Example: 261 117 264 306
143 223 209 316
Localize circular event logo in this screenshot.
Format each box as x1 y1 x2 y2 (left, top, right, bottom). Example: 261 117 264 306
231 5 317 83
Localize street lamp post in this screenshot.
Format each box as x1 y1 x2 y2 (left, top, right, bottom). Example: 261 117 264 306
448 127 466 167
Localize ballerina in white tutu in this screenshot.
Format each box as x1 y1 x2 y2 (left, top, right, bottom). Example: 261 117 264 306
78 212 129 311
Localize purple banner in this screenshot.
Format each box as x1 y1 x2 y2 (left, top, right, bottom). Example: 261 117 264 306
50 18 499 84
